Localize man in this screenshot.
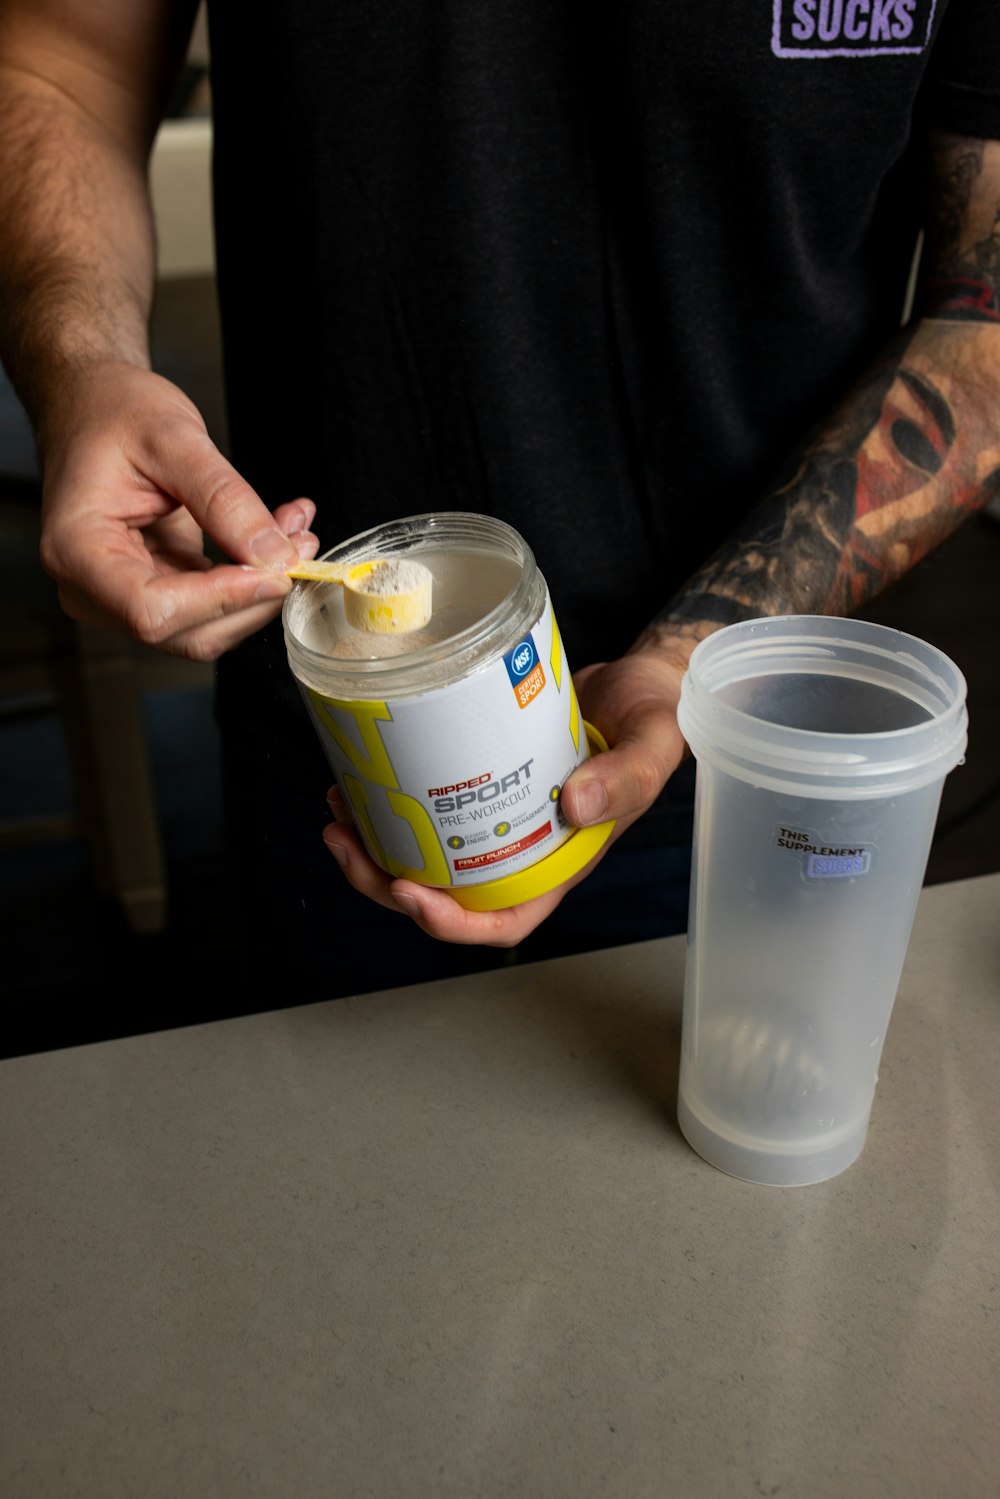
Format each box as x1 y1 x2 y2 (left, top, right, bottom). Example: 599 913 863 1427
0 1 997 989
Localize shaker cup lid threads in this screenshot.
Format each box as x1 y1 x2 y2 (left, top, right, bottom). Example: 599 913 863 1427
678 615 968 798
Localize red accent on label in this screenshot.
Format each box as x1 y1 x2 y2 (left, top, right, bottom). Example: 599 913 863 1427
454 820 552 871
427 773 492 797
514 663 545 708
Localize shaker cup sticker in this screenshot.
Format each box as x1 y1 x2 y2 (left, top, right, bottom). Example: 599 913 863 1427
772 825 874 878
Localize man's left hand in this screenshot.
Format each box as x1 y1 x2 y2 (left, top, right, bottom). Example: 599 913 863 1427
321 640 692 947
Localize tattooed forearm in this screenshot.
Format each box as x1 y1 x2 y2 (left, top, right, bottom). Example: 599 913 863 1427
650 336 1000 643
918 131 1000 322
639 133 1000 653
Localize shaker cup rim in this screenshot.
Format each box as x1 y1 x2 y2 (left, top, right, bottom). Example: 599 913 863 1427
677 615 968 799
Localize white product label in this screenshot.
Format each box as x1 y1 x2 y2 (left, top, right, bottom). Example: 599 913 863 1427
304 595 588 888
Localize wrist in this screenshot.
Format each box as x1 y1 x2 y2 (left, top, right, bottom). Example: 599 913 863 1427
30 352 155 460
24 334 150 430
629 615 725 676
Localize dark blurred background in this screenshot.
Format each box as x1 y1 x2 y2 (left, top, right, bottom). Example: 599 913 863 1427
2 13 998 1055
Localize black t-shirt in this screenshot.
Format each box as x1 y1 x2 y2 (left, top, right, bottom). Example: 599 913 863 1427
207 0 1000 842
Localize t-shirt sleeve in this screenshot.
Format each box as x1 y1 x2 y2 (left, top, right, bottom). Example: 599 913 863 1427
922 0 1000 138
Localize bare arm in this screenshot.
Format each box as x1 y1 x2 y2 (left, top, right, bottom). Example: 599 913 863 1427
334 129 1000 946
0 0 316 657
0 0 187 411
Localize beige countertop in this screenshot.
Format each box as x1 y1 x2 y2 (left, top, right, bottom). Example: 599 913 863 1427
2 873 998 1498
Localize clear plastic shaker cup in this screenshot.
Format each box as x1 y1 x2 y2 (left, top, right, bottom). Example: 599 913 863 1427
675 615 968 1187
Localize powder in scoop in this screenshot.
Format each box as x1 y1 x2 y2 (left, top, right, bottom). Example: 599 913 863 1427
303 545 519 660
357 558 432 596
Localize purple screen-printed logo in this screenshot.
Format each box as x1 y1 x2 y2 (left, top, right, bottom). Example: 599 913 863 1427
772 0 938 58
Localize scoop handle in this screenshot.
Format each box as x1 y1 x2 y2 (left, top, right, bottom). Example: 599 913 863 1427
285 559 375 584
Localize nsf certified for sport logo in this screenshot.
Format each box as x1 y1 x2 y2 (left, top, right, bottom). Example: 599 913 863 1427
503 633 547 709
771 0 937 57
504 637 537 681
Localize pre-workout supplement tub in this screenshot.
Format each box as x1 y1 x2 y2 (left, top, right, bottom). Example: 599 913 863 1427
283 512 615 910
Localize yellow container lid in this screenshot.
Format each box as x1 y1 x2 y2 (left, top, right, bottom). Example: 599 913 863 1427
448 723 616 911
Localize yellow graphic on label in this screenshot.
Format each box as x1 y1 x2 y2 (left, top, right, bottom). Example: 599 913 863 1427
386 789 451 884
341 772 389 869
308 691 397 788
567 675 581 753
549 610 563 690
549 607 581 752
314 691 452 887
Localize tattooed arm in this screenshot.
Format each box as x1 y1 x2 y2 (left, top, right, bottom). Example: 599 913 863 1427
644 129 1000 654
338 130 999 951
560 131 1000 831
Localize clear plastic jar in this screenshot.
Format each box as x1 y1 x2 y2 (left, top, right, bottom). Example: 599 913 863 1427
283 512 613 910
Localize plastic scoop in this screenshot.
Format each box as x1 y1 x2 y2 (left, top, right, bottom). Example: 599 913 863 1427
286 556 433 634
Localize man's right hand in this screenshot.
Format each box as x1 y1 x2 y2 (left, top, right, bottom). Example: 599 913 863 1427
0 5 321 659
37 361 320 660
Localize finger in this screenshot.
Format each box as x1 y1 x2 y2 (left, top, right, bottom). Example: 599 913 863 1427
564 653 690 828
387 878 567 949
326 784 349 820
153 592 299 661
322 789 627 945
319 813 563 940
141 503 212 561
133 531 320 658
291 530 321 560
273 498 317 537
58 522 319 650
136 421 302 571
55 527 288 635
54 569 290 659
560 714 685 828
322 819 413 915
385 804 637 944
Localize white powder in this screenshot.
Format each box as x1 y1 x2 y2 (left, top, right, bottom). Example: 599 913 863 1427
326 626 442 658
302 546 521 661
356 558 432 596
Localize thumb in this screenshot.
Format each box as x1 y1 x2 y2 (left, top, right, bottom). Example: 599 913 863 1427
563 719 680 827
560 668 692 833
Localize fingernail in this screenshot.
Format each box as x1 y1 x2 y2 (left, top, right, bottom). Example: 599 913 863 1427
574 777 608 825
393 891 420 917
294 531 319 556
250 527 299 569
285 502 314 535
254 575 291 602
324 834 348 867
